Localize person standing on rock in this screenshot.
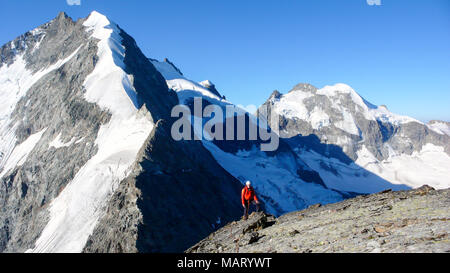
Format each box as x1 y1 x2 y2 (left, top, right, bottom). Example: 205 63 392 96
241 180 260 220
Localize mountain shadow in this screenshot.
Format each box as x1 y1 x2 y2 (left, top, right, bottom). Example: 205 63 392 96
284 133 412 194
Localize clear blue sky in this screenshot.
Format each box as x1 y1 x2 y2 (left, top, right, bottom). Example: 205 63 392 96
1 0 449 122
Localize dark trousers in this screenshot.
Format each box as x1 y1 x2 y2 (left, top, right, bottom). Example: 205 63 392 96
243 199 259 219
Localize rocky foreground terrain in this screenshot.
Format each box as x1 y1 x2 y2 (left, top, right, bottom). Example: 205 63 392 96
187 185 450 253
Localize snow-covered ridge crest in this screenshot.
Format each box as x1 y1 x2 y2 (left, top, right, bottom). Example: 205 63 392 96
28 11 154 253
149 58 225 104
82 11 141 115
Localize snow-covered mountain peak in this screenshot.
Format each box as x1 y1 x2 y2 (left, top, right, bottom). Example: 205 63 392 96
85 11 110 24
83 11 118 38
319 83 355 95
82 10 141 118
284 82 366 108
317 83 374 112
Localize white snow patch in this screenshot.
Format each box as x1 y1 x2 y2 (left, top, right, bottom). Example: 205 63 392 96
427 121 450 136
271 90 313 121
355 145 379 167
0 128 47 179
48 133 77 149
369 105 421 125
334 110 359 135
335 135 351 146
318 83 367 109
309 106 331 130
30 27 44 36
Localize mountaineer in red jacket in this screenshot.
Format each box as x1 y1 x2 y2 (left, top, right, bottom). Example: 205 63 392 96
241 180 260 220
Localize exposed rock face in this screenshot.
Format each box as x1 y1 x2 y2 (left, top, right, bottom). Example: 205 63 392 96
187 186 450 253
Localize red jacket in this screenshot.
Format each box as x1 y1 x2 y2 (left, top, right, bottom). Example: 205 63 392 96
241 186 259 205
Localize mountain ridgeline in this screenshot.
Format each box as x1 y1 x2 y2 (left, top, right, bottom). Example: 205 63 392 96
0 11 448 253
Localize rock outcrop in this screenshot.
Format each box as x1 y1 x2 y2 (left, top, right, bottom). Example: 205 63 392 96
187 185 450 253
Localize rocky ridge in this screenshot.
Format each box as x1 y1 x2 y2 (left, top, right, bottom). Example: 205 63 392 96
187 185 450 253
